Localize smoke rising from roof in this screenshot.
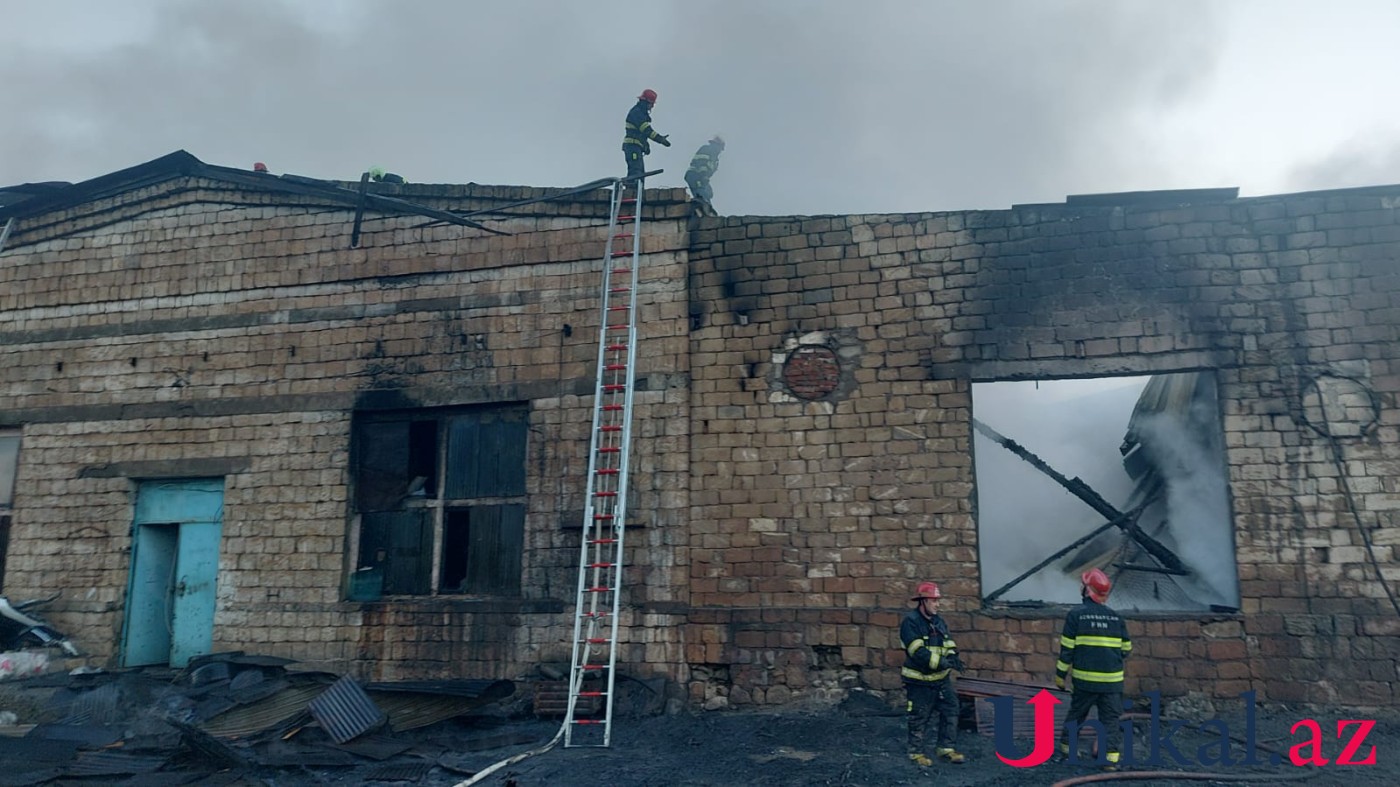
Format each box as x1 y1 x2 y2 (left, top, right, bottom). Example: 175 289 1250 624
1 0 1224 214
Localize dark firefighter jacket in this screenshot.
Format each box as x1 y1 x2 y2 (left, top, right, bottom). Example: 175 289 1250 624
686 141 723 183
1056 598 1132 692
900 608 956 683
623 100 665 155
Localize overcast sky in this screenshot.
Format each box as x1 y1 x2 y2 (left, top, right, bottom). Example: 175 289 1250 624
5 1 1400 215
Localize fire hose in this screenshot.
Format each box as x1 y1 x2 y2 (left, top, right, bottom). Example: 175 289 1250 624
1053 770 1317 786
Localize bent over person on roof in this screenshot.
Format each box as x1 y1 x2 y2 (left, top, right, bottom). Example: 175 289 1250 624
684 135 724 215
622 89 670 181
1055 568 1133 771
899 581 967 767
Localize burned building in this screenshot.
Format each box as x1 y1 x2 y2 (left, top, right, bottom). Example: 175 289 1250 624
1 152 1397 709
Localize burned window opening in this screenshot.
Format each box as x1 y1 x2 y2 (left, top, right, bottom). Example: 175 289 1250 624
973 373 1239 613
440 505 525 595
352 404 528 598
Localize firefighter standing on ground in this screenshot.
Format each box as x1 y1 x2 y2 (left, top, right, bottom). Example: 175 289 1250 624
899 581 967 767
623 89 670 180
1055 568 1133 770
685 135 725 214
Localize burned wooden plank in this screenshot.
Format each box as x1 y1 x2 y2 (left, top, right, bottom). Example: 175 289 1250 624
971 418 1187 574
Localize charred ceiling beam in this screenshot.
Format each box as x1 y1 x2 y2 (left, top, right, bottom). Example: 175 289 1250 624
971 418 1187 574
276 173 509 236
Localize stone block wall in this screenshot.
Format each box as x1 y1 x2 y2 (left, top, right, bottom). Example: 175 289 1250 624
0 175 694 683
686 190 1400 708
4 168 1398 710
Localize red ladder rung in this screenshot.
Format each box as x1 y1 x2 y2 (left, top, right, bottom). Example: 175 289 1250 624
611 268 631 275
590 538 618 544
602 384 626 392
602 404 624 411
596 468 619 475
608 305 629 311
586 586 612 593
583 664 609 670
573 719 605 725
587 562 614 569
620 197 636 203
598 447 621 454
577 690 607 697
604 363 626 370
618 215 634 221
585 637 611 643
600 426 622 433
607 324 628 331
605 344 627 351
595 490 617 497
611 249 631 257
593 514 616 520
582 611 611 618
609 287 630 293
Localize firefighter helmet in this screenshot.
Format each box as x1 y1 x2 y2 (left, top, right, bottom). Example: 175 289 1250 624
911 581 942 601
639 88 658 104
1081 568 1112 603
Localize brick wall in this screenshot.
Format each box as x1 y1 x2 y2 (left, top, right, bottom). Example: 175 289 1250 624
686 191 1400 708
4 171 1398 710
0 175 694 685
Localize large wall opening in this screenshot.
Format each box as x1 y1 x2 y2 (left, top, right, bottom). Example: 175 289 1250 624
972 373 1240 612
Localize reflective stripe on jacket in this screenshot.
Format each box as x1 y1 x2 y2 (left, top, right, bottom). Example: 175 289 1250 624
900 608 955 683
686 141 723 181
623 100 665 154
1055 599 1131 692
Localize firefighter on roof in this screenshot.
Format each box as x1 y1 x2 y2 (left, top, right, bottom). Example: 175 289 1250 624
899 581 967 767
622 89 670 181
685 134 725 215
1055 568 1133 771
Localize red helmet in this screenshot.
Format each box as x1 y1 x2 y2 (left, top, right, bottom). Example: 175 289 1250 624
911 581 942 601
252 162 268 173
1081 569 1112 603
639 88 658 104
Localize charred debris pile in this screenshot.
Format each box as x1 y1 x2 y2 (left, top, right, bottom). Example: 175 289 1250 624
0 652 519 784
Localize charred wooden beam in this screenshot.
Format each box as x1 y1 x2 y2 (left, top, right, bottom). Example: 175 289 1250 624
971 418 1187 574
983 505 1145 602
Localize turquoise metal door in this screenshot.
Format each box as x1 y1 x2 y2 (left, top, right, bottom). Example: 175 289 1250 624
123 479 224 668
170 520 221 666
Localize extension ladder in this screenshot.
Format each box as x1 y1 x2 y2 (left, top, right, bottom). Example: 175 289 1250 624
563 169 659 747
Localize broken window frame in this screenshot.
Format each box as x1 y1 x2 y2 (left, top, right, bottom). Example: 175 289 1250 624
350 405 529 598
971 372 1239 613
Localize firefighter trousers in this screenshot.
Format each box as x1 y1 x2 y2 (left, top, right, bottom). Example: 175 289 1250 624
1060 689 1124 758
905 678 957 752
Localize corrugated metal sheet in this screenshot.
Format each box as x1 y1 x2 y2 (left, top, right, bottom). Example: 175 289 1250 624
364 761 432 782
199 683 325 738
307 676 386 744
64 751 167 776
368 693 496 733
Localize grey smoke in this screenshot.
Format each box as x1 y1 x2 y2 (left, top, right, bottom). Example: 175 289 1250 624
974 375 1239 611
1 0 1224 215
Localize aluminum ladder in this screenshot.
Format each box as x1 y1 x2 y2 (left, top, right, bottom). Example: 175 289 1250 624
563 169 658 746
